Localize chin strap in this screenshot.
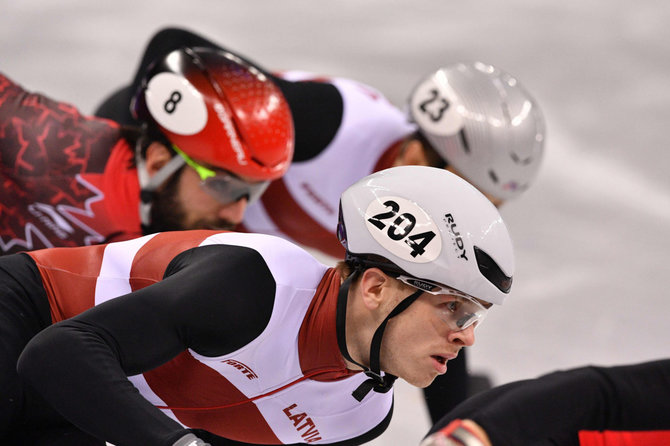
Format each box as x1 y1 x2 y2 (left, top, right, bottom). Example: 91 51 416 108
135 137 185 229
336 271 424 402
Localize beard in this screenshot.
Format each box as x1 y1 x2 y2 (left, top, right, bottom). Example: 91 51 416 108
146 169 238 233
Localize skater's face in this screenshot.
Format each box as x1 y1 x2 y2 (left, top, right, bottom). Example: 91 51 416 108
348 268 483 389
379 288 479 388
144 142 268 231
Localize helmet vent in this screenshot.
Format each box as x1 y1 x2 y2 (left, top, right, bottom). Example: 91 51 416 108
488 170 499 184
458 129 471 154
474 246 512 293
500 101 512 124
510 152 533 166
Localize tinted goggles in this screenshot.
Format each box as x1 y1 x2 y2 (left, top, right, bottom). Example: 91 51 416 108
173 145 269 204
396 275 488 331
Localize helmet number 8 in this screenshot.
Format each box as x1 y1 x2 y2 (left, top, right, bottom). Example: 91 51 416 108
367 200 436 258
164 91 183 114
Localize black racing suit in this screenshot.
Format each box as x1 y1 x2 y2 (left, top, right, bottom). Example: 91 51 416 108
426 359 670 445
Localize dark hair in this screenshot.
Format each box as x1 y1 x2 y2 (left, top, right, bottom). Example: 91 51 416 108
119 124 175 168
410 130 448 169
341 253 406 279
336 254 415 294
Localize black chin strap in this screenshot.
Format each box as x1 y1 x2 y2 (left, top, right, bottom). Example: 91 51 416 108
135 131 185 230
336 271 424 402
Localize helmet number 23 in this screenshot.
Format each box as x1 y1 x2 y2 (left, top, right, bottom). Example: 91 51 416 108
418 88 449 122
164 90 183 114
368 200 436 258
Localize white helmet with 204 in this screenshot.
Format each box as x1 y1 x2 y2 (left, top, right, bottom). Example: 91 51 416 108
337 165 514 306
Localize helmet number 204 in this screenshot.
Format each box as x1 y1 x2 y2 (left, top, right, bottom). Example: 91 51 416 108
367 199 437 259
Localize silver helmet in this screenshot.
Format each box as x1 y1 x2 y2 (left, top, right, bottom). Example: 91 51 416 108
408 62 545 201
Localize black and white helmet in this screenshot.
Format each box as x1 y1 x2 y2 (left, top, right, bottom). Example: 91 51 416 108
338 165 514 305
408 62 545 202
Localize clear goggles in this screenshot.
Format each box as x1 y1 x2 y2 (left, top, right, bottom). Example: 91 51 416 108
173 145 270 205
396 275 488 332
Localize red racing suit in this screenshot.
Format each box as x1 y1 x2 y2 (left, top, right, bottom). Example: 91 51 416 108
17 230 393 445
0 72 142 254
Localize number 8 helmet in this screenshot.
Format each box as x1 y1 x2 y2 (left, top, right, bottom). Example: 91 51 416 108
337 165 514 306
131 46 294 182
408 62 545 202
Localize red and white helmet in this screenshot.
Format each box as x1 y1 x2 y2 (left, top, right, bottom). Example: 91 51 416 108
132 46 294 182
408 62 545 202
338 165 514 305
